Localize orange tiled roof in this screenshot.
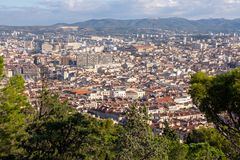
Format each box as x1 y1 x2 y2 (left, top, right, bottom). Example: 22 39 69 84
71 89 91 95
156 96 174 103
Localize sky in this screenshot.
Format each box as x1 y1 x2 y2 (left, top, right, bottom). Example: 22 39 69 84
0 0 240 25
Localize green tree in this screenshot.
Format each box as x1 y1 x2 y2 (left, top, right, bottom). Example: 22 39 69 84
162 120 179 141
162 121 188 160
116 106 168 160
81 118 119 160
187 128 239 159
22 90 118 160
0 56 3 79
190 69 240 150
186 143 227 160
21 90 86 159
168 140 188 160
0 75 32 158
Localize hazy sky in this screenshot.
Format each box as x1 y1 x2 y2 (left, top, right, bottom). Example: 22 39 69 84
1 0 240 25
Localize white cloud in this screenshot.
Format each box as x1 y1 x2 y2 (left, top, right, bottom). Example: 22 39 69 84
1 0 240 25
39 0 240 19
136 0 179 14
138 0 178 8
224 0 240 4
63 0 108 11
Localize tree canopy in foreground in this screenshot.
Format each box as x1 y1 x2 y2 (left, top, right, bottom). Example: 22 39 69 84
190 68 240 151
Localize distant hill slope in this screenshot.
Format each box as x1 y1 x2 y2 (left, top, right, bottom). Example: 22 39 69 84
1 18 240 33
70 18 240 33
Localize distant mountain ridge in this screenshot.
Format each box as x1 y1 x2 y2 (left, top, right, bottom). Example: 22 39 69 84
68 18 240 33
1 18 240 33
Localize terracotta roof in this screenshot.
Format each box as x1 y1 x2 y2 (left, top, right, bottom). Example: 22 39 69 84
156 96 174 103
71 89 91 95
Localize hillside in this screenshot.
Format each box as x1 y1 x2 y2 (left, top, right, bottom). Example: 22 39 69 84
70 18 240 33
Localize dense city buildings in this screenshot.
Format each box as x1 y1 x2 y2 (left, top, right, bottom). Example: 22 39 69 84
1 27 240 138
